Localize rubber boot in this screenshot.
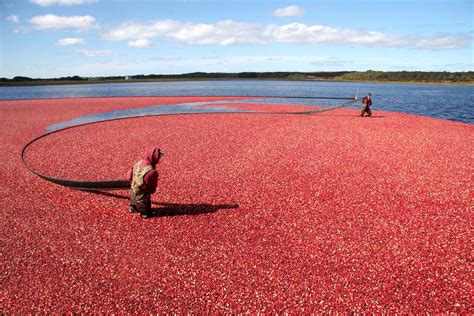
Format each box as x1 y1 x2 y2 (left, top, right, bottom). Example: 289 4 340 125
140 212 152 219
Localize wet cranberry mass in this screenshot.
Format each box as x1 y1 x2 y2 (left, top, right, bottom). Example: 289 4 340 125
2 97 472 313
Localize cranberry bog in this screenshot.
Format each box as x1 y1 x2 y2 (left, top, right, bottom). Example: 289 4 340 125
2 96 472 313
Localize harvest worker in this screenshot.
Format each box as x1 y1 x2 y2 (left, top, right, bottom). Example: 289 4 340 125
126 146 164 219
360 93 373 117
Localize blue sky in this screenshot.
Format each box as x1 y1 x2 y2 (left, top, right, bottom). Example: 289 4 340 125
1 0 472 78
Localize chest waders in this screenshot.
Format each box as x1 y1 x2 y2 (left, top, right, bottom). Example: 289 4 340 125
130 160 153 211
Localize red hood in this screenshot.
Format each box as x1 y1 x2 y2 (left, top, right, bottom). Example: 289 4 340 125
143 146 161 166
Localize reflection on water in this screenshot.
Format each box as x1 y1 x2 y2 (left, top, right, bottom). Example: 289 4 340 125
1 80 473 124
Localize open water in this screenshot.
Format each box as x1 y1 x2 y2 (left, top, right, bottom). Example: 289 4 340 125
1 80 472 124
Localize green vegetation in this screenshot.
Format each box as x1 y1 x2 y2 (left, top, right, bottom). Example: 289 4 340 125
130 71 351 80
335 70 474 83
1 71 473 86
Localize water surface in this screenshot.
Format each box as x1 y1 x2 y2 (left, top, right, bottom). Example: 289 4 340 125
1 80 472 124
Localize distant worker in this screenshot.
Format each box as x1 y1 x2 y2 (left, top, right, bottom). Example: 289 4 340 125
126 146 164 219
360 93 372 117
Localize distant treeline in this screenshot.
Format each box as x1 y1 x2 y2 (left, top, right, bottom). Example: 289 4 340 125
1 71 473 85
130 71 351 80
335 70 474 83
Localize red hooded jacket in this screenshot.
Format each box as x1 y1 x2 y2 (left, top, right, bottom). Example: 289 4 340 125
126 146 160 193
362 96 372 106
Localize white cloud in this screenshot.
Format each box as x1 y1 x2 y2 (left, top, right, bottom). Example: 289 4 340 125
13 26 29 34
273 5 306 17
56 37 85 45
414 34 471 50
29 14 96 31
76 49 113 57
173 20 263 45
263 23 471 49
103 19 264 45
102 19 471 50
263 23 405 47
30 0 94 6
7 15 19 23
128 38 153 48
103 20 180 41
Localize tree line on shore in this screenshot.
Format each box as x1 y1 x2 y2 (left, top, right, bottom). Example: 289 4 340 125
1 71 473 85
336 70 473 83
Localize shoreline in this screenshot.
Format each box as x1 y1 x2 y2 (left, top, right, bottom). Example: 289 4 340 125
1 77 473 87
